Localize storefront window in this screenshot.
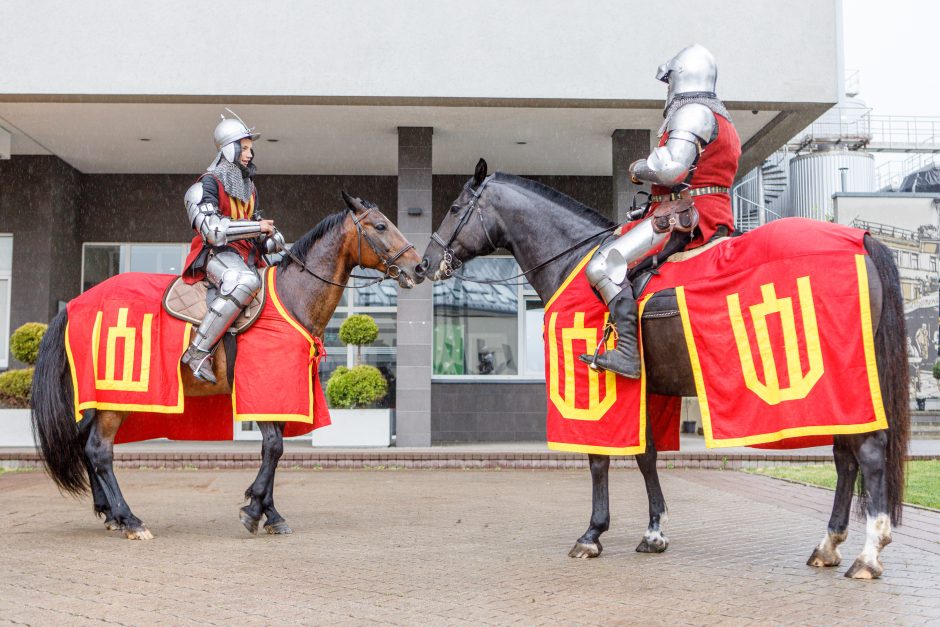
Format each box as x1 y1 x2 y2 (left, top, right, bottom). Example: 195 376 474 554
432 257 544 379
82 243 187 291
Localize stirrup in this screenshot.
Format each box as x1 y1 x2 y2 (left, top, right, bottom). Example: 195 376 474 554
183 346 217 384
579 324 616 371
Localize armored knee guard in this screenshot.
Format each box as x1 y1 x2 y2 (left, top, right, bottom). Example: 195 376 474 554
183 250 262 383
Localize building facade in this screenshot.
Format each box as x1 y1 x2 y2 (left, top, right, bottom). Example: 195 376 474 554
0 0 844 443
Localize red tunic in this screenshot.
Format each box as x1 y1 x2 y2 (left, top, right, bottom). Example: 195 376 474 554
182 174 266 284
649 113 740 249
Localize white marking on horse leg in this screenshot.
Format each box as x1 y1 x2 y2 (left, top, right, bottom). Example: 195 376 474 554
815 529 847 555
809 529 848 566
859 513 891 565
643 511 669 546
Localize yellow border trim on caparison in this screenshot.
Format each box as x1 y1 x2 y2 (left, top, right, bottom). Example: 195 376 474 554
675 257 888 448
233 266 315 423
65 317 190 421
544 246 599 312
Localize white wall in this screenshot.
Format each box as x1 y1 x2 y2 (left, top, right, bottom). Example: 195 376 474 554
0 0 840 104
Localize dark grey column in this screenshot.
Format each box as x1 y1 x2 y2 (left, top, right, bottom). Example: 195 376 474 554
0 156 81 332
395 127 433 447
612 129 651 223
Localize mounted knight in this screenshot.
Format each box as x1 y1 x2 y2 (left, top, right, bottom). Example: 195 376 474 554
180 111 286 383
581 44 741 378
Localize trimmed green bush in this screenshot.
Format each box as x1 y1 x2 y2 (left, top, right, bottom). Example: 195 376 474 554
338 315 379 354
933 361 940 381
325 365 388 409
0 368 34 405
10 323 47 366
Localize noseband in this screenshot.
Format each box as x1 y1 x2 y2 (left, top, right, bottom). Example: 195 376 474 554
351 206 415 280
285 206 415 288
428 175 498 278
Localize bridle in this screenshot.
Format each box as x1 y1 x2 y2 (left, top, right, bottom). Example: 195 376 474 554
284 206 415 289
427 175 499 278
427 176 618 285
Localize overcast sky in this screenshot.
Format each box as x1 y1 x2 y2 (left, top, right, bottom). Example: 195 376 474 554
843 0 937 117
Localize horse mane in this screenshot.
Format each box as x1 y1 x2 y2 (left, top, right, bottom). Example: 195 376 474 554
278 210 347 266
493 172 613 228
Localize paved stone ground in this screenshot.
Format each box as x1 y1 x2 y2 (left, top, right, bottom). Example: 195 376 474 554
1 468 938 625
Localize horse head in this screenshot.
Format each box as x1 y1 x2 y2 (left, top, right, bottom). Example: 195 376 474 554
340 190 422 288
417 158 502 282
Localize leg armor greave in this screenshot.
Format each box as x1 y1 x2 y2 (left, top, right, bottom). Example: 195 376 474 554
585 217 669 304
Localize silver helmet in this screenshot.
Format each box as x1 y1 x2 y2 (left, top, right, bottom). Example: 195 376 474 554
213 109 260 164
655 44 718 109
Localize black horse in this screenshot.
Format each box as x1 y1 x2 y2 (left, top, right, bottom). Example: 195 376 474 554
418 159 909 579
31 193 422 539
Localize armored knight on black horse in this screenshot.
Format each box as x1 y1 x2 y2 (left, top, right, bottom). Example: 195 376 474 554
582 44 741 378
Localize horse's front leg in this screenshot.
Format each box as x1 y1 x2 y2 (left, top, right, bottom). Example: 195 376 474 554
569 454 610 558
807 437 858 568
634 426 668 553
239 421 289 535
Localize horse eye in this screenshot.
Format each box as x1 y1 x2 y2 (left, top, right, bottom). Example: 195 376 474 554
450 205 461 213
375 223 387 231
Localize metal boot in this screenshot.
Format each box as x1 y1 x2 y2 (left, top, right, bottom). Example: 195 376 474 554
579 285 641 379
181 344 218 384
181 293 245 385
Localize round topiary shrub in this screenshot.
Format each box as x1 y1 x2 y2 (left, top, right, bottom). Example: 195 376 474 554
0 367 34 406
326 365 388 409
10 322 47 366
339 314 379 350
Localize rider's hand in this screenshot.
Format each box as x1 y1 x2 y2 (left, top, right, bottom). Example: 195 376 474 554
628 159 645 185
264 230 286 254
260 219 275 234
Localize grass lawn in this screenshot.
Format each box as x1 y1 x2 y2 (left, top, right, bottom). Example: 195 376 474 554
746 460 940 510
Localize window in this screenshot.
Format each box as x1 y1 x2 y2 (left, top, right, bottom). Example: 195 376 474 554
82 243 189 291
432 257 545 380
0 235 12 369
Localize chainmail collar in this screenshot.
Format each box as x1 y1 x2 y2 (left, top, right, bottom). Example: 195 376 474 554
658 92 732 137
207 154 254 202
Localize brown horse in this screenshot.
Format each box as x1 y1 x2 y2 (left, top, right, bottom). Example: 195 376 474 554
417 159 910 579
31 192 422 539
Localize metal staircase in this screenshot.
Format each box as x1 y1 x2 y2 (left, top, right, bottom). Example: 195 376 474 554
732 149 788 233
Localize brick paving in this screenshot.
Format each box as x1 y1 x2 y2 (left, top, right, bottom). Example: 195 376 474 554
1 468 939 625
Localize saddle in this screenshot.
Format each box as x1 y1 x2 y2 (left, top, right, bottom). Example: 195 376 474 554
162 274 267 335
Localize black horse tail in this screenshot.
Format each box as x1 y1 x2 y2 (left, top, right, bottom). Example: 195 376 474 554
30 309 89 496
864 235 910 526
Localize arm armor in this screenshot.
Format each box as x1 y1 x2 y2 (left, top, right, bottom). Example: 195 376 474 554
631 103 716 187
184 182 264 247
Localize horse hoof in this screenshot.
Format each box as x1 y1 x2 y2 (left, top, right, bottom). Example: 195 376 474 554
845 558 883 580
568 541 602 558
239 507 260 535
264 521 293 535
104 519 122 532
636 535 668 553
125 527 154 540
807 547 841 568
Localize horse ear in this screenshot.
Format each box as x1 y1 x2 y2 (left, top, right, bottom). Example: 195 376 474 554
341 190 361 212
473 158 488 187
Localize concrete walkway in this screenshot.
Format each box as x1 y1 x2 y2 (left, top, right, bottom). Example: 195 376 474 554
1 468 938 624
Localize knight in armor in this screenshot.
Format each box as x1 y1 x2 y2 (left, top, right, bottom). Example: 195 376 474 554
581 44 741 378
180 111 286 383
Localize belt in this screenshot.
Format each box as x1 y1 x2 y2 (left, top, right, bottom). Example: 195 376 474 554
649 186 730 203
